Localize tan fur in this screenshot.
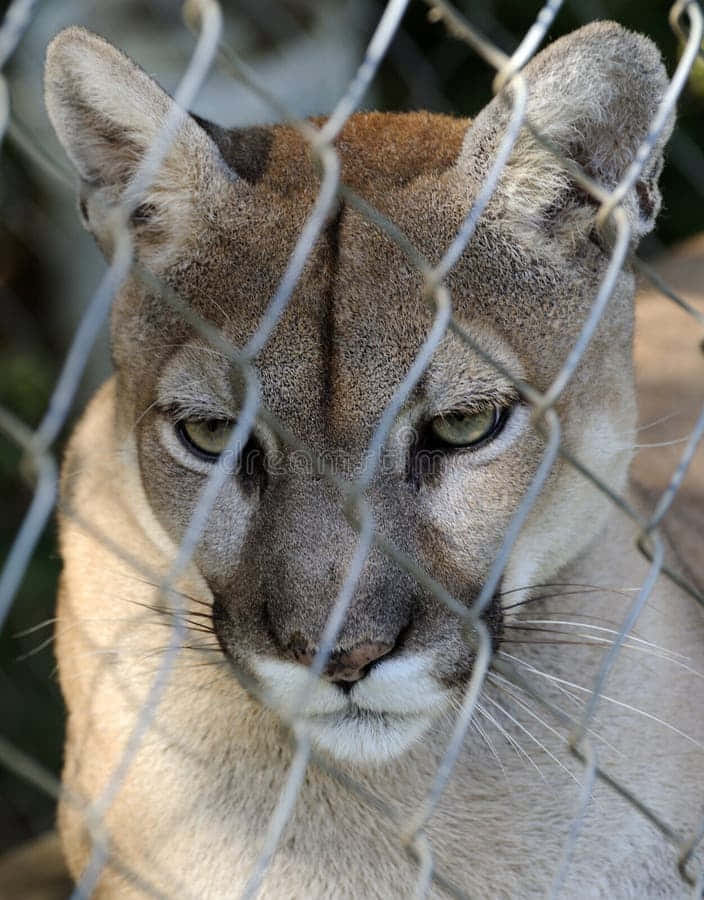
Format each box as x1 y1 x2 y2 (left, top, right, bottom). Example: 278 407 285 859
46 22 703 898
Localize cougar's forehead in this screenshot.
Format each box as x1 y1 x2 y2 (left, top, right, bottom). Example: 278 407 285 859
151 225 517 449
120 111 634 443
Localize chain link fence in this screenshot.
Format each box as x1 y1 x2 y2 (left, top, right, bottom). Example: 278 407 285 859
0 0 703 896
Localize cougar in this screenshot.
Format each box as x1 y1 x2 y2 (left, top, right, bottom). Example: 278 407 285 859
44 20 704 898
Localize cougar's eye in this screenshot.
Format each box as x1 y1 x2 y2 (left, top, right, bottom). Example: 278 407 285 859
177 418 234 459
430 406 507 448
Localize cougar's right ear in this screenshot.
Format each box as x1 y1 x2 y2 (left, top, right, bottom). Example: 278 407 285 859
456 22 673 253
44 27 239 267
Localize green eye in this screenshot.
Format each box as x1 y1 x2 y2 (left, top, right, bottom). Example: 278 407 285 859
430 406 505 448
178 418 234 458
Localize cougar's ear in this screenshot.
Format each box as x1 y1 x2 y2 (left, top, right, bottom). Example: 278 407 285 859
457 22 673 250
44 27 237 266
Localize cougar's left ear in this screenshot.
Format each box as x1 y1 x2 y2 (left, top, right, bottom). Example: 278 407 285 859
457 21 673 250
45 27 240 267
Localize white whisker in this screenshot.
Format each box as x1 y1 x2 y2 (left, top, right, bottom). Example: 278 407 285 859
470 719 513 797
631 436 691 449
482 695 581 787
488 673 623 757
475 702 548 787
133 398 161 429
511 619 700 677
499 651 704 751
13 617 59 637
636 411 682 432
15 634 58 661
501 585 639 612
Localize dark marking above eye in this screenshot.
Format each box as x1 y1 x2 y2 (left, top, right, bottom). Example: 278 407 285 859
131 202 157 226
192 117 274 186
636 179 655 221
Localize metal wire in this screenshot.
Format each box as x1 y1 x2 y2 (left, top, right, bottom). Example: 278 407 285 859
0 0 703 896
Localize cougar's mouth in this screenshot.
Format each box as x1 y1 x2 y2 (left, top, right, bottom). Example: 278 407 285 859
212 593 504 764
301 704 435 764
242 653 452 763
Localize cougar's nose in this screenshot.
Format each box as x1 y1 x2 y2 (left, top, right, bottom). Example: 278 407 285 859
290 640 394 687
325 641 394 685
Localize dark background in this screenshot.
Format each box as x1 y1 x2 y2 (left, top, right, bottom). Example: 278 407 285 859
0 0 702 853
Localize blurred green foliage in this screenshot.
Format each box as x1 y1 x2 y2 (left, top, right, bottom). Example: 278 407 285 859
0 108 68 841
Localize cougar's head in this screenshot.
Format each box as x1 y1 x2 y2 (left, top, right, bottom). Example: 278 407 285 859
45 23 670 763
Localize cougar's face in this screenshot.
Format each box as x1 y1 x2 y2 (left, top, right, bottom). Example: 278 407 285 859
41 16 664 770
127 153 635 764
41 19 652 764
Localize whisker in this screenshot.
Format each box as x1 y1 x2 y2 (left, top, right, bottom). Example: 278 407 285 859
133 398 161 429
16 614 180 660
116 572 212 610
122 594 209 617
488 675 569 747
499 651 704 751
507 611 653 641
482 695 580 787
488 673 623 757
500 639 618 647
57 661 230 692
15 633 57 661
475 701 547 787
631 436 691 449
118 598 215 636
509 619 698 672
502 586 636 612
496 582 636 599
197 296 235 329
146 604 213 621
470 719 513 797
636 410 682 432
13 617 59 638
504 624 607 638
513 618 689 656
147 616 215 633
503 626 666 654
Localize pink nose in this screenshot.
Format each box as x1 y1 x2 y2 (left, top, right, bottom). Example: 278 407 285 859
291 641 394 684
324 642 394 683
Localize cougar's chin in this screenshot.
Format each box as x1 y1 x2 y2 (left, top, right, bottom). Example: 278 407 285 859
304 708 435 764
251 655 450 764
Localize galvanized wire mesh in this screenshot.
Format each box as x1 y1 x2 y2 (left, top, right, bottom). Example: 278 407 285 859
0 0 703 896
